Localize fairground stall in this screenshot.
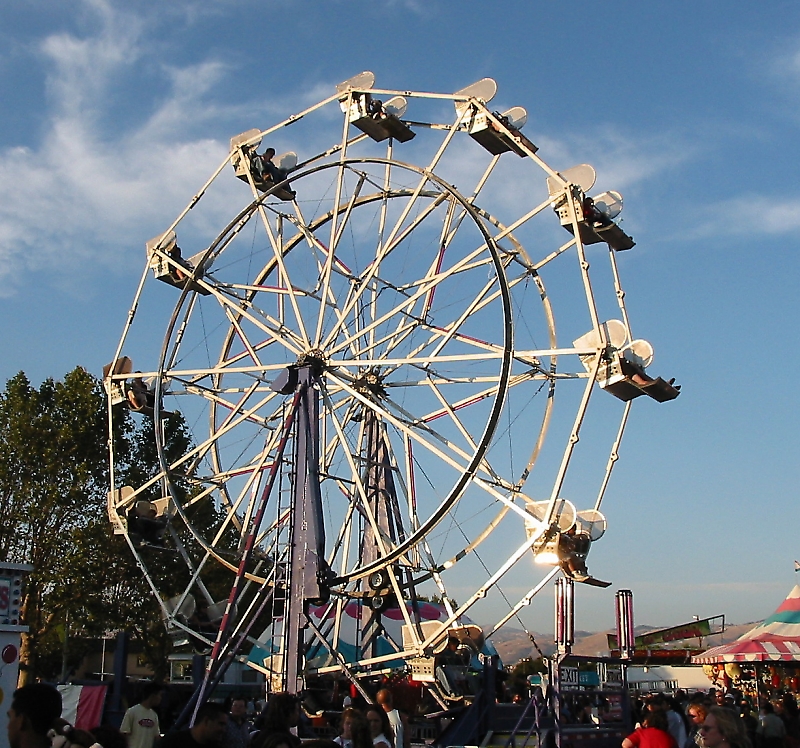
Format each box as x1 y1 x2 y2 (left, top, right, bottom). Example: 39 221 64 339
692 585 800 697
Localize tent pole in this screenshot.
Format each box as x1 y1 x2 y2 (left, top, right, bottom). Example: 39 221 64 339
755 662 761 703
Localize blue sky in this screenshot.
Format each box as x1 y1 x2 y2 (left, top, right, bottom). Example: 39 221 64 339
2 0 800 638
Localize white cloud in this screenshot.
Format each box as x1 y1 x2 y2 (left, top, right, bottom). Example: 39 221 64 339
40 3 139 120
0 1 246 295
691 193 800 238
0 0 700 297
534 126 694 195
0 0 389 298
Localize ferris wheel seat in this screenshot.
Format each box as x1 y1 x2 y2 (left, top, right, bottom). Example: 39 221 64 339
147 233 211 295
591 221 635 251
551 184 635 251
454 78 498 113
107 485 133 535
126 376 156 415
102 356 133 405
127 500 168 546
408 656 437 682
336 70 376 95
566 571 612 588
559 216 635 251
595 351 680 403
537 531 612 588
262 183 297 201
230 128 262 153
634 375 681 403
346 92 415 143
127 518 167 546
134 500 159 518
206 600 236 624
164 594 196 624
468 111 538 157
249 172 296 200
274 151 298 171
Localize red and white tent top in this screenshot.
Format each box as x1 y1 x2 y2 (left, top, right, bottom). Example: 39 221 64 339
692 585 800 664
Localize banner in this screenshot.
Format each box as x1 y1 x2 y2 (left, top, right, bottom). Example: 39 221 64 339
57 685 107 730
608 617 716 649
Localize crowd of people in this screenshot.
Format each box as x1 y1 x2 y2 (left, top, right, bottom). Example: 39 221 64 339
11 677 800 748
625 688 800 748
4 683 411 748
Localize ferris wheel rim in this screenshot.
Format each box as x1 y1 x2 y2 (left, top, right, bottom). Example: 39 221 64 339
152 156 517 583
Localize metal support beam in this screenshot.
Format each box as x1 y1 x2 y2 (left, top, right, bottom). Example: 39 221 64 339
285 366 327 694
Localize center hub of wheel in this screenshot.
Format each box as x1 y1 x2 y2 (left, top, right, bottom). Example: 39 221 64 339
297 348 327 376
354 367 386 399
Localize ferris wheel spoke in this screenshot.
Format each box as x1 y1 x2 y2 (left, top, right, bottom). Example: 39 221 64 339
469 153 501 205
326 371 473 479
365 184 444 354
181 380 280 429
205 283 307 360
368 189 449 273
420 238 451 321
177 388 278 477
319 385 400 564
447 197 553 275
329 352 505 370
281 218 364 362
321 190 450 351
165 292 201 372
327 251 497 361
374 108 465 264
368 156 394 354
316 170 368 347
222 306 265 370
531 238 578 272
427 275 503 361
374 321 503 384
219 426 288 551
435 504 511 573
254 203 311 347
288 202 356 280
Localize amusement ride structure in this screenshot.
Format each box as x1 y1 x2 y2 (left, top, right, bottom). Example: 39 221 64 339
103 73 678 711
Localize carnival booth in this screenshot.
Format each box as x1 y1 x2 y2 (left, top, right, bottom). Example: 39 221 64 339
692 585 800 696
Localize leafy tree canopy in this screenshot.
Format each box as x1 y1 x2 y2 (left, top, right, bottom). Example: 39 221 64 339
0 368 186 682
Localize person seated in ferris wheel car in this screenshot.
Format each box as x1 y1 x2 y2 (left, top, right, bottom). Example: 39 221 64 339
251 147 296 199
126 500 167 547
367 96 387 119
127 377 155 414
557 528 593 581
126 376 175 418
165 244 194 283
581 196 614 229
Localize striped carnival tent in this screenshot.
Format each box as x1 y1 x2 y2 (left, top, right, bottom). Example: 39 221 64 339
692 585 800 663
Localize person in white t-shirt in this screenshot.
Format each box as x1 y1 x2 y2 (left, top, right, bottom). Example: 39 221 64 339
120 683 163 748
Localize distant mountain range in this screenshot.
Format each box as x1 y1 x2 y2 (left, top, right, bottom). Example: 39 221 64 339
488 622 760 664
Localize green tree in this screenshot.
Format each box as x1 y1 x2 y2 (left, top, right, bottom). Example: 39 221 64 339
0 367 273 683
0 368 199 682
0 369 113 681
507 656 546 697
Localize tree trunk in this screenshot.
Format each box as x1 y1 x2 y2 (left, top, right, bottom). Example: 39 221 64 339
17 629 36 686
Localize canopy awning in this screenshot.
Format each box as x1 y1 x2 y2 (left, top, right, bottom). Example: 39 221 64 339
692 585 800 664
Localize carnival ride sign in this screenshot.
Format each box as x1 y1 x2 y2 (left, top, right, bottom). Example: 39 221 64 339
607 616 723 649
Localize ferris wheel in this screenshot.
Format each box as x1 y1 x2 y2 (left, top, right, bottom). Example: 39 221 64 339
104 72 678 702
